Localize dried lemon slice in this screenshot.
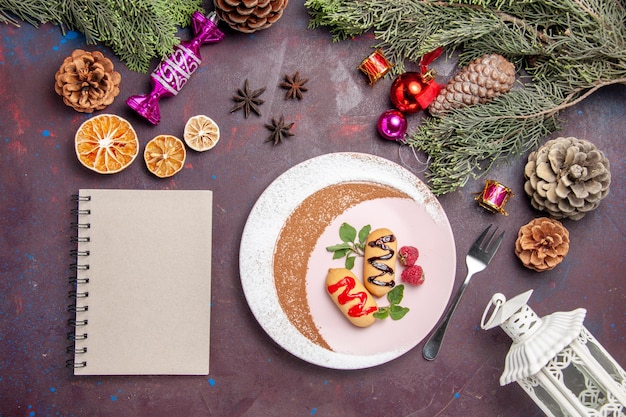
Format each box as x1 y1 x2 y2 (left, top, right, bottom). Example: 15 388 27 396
75 114 139 174
144 135 186 178
183 115 220 152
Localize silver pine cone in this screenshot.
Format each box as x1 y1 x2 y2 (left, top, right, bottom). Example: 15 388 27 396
523 137 611 220
428 54 516 117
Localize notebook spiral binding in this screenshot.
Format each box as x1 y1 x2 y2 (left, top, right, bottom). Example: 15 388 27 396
67 194 91 370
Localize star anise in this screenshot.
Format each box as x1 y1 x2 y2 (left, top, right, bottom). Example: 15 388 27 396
231 79 266 118
265 115 294 145
279 71 308 100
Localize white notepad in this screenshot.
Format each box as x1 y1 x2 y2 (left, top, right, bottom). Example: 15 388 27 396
69 189 213 375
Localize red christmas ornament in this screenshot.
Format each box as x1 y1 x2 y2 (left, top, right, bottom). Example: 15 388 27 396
389 47 443 113
390 71 442 113
390 73 426 113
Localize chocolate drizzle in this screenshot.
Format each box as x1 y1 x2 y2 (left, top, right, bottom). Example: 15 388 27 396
367 234 396 288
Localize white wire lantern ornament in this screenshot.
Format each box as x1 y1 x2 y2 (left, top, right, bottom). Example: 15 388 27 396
480 290 626 417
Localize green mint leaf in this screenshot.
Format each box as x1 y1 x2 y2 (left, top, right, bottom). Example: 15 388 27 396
339 222 357 243
373 308 389 319
358 224 372 244
345 255 356 270
326 243 351 252
387 284 405 306
374 286 410 321
328 223 371 270
389 305 410 320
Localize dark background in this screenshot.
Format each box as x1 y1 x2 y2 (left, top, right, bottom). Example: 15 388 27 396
1 1 624 416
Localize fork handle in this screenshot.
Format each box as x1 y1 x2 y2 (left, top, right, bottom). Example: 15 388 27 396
422 274 473 361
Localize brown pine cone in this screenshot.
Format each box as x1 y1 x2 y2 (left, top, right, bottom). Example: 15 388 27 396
515 217 570 272
428 54 515 117
523 137 611 220
54 49 121 113
214 0 289 33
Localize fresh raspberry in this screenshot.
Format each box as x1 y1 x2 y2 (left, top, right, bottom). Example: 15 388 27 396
401 265 425 285
398 245 419 266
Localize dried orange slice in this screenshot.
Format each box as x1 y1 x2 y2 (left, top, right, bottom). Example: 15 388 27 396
183 115 220 152
144 135 186 178
74 114 139 174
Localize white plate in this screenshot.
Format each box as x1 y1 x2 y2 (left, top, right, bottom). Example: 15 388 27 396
240 152 456 369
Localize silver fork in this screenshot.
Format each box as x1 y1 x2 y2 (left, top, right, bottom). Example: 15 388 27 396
422 224 504 361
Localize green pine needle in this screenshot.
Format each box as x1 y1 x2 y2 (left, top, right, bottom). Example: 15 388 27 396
406 85 561 194
0 0 204 72
306 0 626 194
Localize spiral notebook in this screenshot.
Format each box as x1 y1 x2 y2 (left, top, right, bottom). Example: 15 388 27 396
68 189 213 375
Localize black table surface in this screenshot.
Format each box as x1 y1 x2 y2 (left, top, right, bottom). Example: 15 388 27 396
1 1 624 416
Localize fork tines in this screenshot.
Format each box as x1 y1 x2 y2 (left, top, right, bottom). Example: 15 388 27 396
470 224 505 260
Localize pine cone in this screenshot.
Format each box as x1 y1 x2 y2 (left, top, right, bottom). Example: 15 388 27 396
515 217 570 272
214 0 289 33
523 137 611 220
54 49 121 113
428 54 515 117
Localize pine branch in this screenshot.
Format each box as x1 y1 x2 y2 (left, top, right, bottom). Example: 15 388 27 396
104 0 180 73
59 0 103 44
306 0 626 194
152 0 204 26
0 0 61 26
0 0 204 72
405 86 560 195
406 77 626 195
